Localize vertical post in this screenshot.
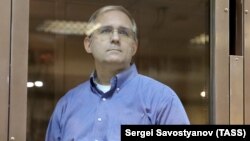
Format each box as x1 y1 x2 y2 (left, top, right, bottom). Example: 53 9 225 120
229 0 244 124
229 56 244 124
8 0 29 140
0 0 11 140
211 0 230 124
244 0 250 124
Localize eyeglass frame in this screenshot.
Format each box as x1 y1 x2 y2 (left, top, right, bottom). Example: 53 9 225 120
89 25 137 41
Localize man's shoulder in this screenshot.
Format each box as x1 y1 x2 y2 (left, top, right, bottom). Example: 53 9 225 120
137 74 169 87
71 80 90 91
136 74 176 94
52 80 91 112
59 80 90 102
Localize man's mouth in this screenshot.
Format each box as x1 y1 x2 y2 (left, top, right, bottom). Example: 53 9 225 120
107 49 122 52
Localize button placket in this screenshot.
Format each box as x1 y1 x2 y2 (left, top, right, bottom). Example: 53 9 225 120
93 96 107 140
97 117 102 121
116 87 120 92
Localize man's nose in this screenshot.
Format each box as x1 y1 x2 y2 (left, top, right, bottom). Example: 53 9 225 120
110 29 120 43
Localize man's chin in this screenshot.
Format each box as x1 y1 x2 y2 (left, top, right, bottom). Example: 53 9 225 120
104 56 123 62
105 60 123 64
103 59 126 65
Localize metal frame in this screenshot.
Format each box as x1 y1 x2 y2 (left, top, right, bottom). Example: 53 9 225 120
228 0 244 124
1 0 245 140
0 0 11 140
244 0 250 124
8 0 29 140
210 0 230 124
229 56 244 124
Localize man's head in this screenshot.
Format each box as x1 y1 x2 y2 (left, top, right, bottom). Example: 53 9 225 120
87 5 138 40
84 5 138 68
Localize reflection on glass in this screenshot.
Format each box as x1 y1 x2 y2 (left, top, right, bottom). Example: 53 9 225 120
28 0 210 140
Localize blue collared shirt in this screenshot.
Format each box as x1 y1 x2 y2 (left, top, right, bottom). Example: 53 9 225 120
45 64 190 141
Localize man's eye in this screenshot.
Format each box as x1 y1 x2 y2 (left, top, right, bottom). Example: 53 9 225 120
99 28 112 34
118 30 129 36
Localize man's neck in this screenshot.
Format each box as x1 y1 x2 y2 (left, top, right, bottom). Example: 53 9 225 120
94 63 129 85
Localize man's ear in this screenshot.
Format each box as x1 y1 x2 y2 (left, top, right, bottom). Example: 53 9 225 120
131 40 138 56
84 36 92 53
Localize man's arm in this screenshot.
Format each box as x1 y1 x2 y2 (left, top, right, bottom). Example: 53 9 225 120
45 100 64 141
156 88 190 125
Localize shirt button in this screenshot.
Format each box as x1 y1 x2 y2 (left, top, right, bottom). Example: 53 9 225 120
97 118 102 121
95 140 98 141
116 88 120 91
102 98 106 101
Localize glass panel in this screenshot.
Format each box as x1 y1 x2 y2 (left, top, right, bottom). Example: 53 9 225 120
28 0 210 140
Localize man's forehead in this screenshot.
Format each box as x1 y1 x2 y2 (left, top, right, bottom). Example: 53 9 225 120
95 10 131 22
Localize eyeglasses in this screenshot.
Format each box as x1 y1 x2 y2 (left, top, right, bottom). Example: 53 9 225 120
92 26 136 40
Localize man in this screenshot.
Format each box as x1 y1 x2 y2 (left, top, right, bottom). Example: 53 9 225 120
46 5 190 141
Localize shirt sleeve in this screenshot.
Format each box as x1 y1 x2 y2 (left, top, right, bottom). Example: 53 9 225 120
45 99 65 141
156 88 190 125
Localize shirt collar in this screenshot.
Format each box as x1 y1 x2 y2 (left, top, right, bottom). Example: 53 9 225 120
115 63 138 89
